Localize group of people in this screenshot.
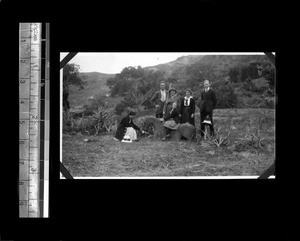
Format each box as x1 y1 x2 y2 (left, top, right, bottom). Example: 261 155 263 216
114 79 217 142
150 80 217 140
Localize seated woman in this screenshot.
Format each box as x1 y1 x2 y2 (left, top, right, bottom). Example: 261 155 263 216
114 111 143 142
160 101 180 141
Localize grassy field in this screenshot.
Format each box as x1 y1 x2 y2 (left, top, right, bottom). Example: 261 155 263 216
62 108 275 177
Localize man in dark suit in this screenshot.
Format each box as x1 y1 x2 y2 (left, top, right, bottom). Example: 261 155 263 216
197 80 217 137
150 81 167 118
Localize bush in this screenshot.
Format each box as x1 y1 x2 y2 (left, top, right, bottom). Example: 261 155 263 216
241 91 252 97
115 102 126 115
63 107 115 135
215 83 238 109
243 78 255 92
263 97 275 109
211 79 228 90
243 96 272 109
63 110 73 133
240 62 260 82
228 66 240 83
262 64 275 88
251 78 269 93
86 94 106 112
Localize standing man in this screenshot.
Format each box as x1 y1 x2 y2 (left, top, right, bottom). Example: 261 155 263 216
150 81 167 118
197 80 217 137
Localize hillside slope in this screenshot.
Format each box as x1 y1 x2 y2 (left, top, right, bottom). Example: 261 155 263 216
68 54 274 109
144 55 204 77
68 55 205 108
68 72 115 107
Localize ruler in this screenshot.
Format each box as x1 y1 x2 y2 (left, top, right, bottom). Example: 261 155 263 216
19 23 49 217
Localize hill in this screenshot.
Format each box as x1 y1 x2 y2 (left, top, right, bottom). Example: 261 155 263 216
67 54 275 111
68 72 115 108
144 54 271 84
169 55 270 81
68 55 205 108
144 55 204 77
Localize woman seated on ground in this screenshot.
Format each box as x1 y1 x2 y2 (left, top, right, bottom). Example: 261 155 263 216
160 101 180 141
163 88 180 117
114 111 144 142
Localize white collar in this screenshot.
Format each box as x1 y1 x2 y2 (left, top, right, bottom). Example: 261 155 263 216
184 96 192 100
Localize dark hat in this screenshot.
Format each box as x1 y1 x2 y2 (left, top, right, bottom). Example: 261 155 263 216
169 88 177 93
185 88 192 94
128 111 137 116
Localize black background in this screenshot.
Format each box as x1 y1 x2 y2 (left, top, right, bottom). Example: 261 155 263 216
0 0 295 240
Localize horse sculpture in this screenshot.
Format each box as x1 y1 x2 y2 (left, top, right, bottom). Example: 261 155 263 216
137 115 196 141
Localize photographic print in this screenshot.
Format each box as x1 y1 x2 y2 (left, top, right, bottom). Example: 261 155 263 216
0 0 288 239
60 52 276 179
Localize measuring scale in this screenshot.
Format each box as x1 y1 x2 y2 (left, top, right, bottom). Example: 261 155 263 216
19 23 49 217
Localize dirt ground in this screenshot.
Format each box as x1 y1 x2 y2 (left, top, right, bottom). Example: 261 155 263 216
62 108 275 177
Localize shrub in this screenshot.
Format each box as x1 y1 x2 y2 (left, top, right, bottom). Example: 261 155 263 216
63 107 115 135
114 102 126 115
215 83 238 109
251 78 269 93
243 78 255 92
86 94 106 112
63 110 74 133
262 64 275 88
208 126 231 148
228 66 240 83
263 97 275 109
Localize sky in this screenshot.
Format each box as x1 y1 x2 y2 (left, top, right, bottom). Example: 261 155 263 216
60 52 267 74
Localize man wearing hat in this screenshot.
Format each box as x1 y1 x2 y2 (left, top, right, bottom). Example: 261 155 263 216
114 111 144 141
150 81 167 118
197 80 217 137
163 87 180 117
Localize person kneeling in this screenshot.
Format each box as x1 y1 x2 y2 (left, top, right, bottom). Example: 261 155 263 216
160 102 180 141
115 111 144 142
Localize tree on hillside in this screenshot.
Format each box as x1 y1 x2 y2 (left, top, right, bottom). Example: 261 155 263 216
215 82 238 108
107 66 167 113
63 63 84 111
185 64 206 89
240 62 260 82
107 66 144 97
228 60 275 86
80 74 89 87
185 62 219 90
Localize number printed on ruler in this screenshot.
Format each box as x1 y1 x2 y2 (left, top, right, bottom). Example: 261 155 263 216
19 159 29 180
19 98 29 119
19 59 30 79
